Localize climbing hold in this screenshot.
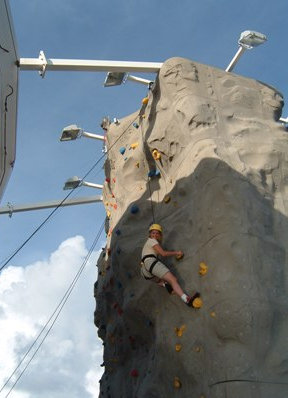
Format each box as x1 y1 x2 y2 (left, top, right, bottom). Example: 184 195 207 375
173 377 181 389
115 229 121 236
164 195 171 203
117 281 122 289
105 177 111 183
116 247 121 254
132 122 139 129
130 204 139 214
124 157 128 161
130 142 139 150
210 311 216 318
199 262 208 276
148 169 161 178
113 204 117 210
142 97 149 105
152 149 161 160
112 178 116 183
107 210 111 218
175 344 182 352
175 325 186 337
176 253 184 261
194 346 201 352
105 201 109 206
141 114 146 119
192 297 203 309
130 369 139 378
107 248 111 256
135 161 140 168
119 147 126 155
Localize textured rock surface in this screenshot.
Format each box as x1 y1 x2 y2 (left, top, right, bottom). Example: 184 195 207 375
94 57 288 398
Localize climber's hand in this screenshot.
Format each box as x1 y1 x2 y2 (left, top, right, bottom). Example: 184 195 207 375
176 251 184 260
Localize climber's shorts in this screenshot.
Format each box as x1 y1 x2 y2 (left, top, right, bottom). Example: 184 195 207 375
141 257 170 280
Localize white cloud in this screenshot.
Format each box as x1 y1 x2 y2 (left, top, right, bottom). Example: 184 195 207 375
0 236 103 398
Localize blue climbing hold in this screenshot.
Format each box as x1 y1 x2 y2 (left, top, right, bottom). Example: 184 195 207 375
116 247 121 254
115 229 121 236
117 281 123 289
130 204 139 214
133 122 139 129
119 147 126 155
148 169 161 178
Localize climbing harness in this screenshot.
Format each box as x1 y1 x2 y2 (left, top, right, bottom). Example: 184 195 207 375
141 254 159 279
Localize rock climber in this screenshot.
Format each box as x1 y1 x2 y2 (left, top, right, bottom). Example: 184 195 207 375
141 224 200 307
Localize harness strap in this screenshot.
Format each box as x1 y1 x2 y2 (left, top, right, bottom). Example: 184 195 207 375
141 254 159 279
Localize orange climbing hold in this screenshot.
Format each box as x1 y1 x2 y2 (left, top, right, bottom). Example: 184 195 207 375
152 149 161 160
192 297 203 309
174 377 182 389
142 97 149 105
175 324 186 337
130 142 139 149
199 262 208 276
176 252 184 260
175 344 182 352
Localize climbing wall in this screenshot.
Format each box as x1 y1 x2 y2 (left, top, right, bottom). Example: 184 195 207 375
94 57 288 398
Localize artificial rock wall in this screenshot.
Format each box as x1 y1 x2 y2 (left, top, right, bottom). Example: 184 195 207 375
94 57 288 398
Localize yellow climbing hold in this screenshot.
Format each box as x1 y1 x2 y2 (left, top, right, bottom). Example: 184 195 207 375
135 161 140 168
107 210 111 218
176 252 184 261
210 311 216 318
152 149 161 160
192 297 203 309
174 377 181 389
164 195 171 203
130 142 139 150
194 346 201 352
199 262 208 276
141 114 146 119
175 324 186 337
175 344 182 352
142 97 149 105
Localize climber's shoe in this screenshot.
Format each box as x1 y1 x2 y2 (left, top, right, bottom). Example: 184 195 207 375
186 292 200 307
164 282 173 294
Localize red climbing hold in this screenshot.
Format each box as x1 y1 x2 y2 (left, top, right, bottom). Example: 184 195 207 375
130 369 139 378
105 177 111 183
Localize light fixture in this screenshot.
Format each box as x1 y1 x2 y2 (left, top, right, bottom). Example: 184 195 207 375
225 30 267 72
60 124 105 141
103 71 153 87
63 176 103 190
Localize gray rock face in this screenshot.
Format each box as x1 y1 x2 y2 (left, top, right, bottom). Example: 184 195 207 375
94 57 288 398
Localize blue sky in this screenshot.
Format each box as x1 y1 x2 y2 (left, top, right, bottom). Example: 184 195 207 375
0 0 287 396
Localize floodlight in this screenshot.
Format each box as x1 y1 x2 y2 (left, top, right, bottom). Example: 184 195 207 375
238 30 267 49
60 124 104 141
104 71 153 87
226 30 267 72
63 176 103 190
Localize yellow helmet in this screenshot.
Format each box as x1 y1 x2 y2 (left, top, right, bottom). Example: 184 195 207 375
149 224 162 233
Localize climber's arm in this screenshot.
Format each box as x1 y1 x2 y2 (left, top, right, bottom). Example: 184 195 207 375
153 244 183 258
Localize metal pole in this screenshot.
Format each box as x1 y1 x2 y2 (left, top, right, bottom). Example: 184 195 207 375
225 46 246 72
19 55 163 73
81 182 103 189
82 131 105 141
127 75 153 85
0 195 102 215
